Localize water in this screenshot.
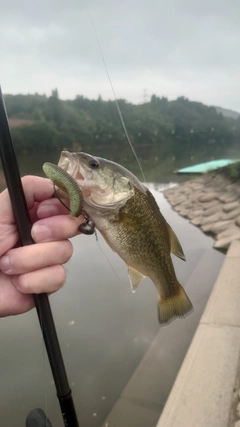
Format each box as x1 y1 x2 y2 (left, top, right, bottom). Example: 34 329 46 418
0 175 224 426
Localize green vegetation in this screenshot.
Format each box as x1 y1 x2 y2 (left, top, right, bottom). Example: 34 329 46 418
229 162 240 178
5 91 240 179
217 161 240 180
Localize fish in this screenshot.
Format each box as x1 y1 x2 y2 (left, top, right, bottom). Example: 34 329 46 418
57 151 193 325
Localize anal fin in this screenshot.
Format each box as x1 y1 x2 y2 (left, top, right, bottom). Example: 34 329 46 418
127 265 146 293
167 223 186 261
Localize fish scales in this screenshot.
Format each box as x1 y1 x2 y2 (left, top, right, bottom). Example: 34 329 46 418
102 186 177 293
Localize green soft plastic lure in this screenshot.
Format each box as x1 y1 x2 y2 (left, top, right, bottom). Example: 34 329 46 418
43 162 83 217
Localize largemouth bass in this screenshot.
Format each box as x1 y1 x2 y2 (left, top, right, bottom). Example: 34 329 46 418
58 151 193 325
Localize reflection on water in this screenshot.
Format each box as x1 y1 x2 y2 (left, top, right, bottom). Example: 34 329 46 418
0 180 224 427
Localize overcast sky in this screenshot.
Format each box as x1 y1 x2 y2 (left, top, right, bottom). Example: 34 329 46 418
1 0 240 111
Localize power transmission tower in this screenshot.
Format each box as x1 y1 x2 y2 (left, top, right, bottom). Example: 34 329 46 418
142 88 148 103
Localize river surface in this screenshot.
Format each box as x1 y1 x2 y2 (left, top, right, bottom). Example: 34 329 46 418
0 176 224 426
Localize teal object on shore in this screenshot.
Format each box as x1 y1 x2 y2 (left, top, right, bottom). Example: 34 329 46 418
177 159 240 174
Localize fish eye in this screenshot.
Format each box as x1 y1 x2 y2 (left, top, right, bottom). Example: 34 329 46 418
89 160 100 169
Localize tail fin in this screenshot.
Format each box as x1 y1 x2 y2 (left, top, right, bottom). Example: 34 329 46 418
158 285 193 326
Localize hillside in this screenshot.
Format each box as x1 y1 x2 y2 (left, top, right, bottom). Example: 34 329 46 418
215 106 240 120
4 91 240 177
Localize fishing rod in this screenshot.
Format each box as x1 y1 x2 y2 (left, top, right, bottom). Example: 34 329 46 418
0 87 80 427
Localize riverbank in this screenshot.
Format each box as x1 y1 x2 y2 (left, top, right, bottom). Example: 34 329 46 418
156 240 240 427
163 171 240 251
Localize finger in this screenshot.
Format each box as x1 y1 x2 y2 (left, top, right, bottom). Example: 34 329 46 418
12 265 66 294
36 198 72 219
22 176 55 209
0 241 73 275
0 176 54 225
31 215 85 242
0 222 18 258
0 274 34 316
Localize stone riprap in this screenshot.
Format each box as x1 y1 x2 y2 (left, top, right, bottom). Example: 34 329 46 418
163 173 240 250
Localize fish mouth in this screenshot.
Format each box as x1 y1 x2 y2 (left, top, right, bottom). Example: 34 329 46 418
58 151 84 180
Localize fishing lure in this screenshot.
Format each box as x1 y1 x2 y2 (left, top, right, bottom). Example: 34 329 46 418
43 162 83 217
43 162 96 235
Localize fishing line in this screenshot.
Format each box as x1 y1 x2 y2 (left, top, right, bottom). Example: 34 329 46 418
53 184 71 212
88 12 146 183
96 236 121 281
95 237 135 293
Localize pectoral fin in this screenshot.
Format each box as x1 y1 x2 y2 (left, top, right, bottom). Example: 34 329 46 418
167 224 186 261
127 266 146 293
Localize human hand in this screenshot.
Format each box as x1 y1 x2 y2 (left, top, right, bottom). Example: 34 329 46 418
0 176 84 316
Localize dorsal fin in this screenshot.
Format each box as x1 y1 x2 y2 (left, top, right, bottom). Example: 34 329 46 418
167 224 186 261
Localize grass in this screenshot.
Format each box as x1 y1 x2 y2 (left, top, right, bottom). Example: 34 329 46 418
215 161 240 180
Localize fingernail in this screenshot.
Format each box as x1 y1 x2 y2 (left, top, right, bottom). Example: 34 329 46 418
0 255 10 271
37 205 59 218
31 224 51 241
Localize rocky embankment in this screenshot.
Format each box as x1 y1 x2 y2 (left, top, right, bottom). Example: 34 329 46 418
164 173 240 251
